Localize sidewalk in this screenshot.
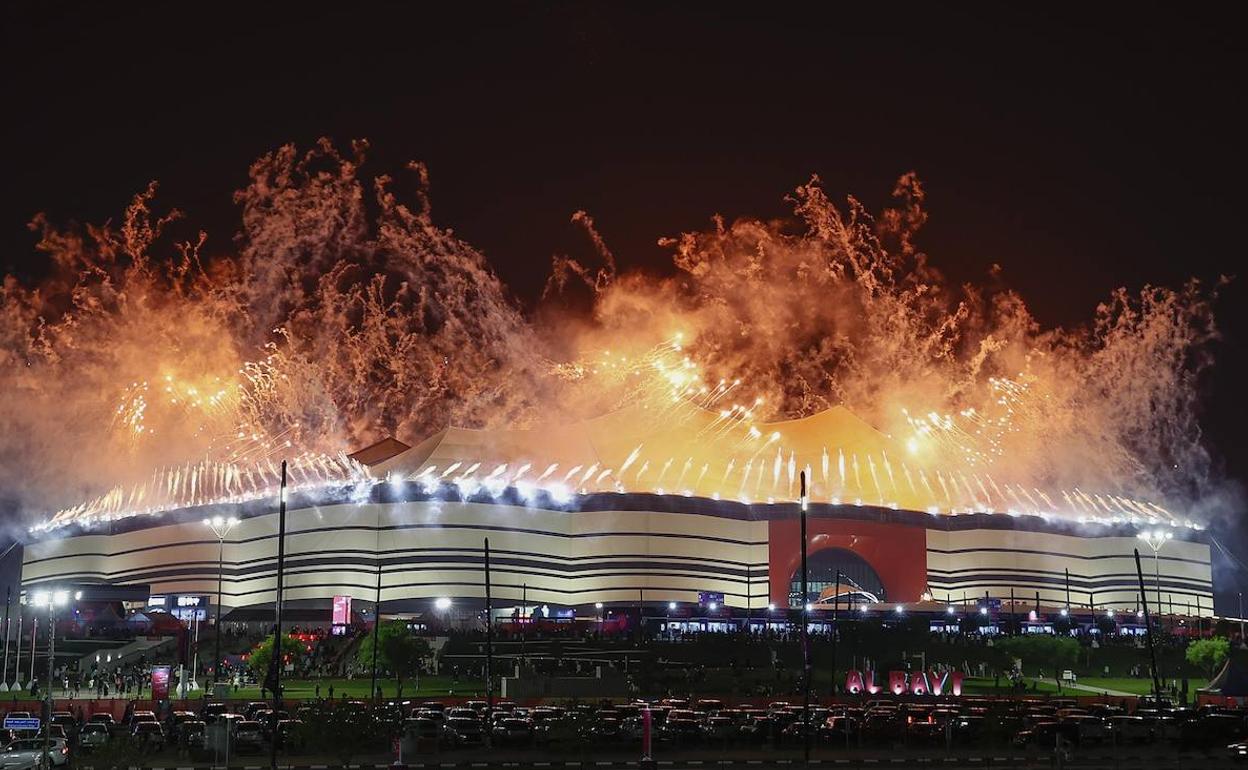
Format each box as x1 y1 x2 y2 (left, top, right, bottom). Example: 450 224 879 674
1029 678 1135 698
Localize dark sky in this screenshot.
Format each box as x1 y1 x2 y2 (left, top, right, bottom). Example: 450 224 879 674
3 2 1246 606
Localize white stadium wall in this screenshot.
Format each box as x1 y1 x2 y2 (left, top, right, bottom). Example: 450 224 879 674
20 485 1215 617
926 528 1214 615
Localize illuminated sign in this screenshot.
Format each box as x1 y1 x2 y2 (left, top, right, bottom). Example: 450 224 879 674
332 595 352 626
149 594 207 620
151 666 171 700
844 669 963 696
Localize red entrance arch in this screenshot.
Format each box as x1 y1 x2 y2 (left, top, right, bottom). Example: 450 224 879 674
768 517 928 607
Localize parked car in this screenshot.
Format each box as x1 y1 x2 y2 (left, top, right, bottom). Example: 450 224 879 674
267 719 299 751
181 720 207 753
130 711 158 727
79 723 111 753
132 722 166 751
1109 715 1152 744
202 703 230 724
1181 713 1247 749
589 718 623 741
49 714 78 743
232 721 266 753
739 716 775 744
1229 740 1248 761
702 715 737 743
493 718 533 745
445 717 484 747
402 718 442 754
1 737 71 767
1013 721 1078 749
821 715 859 744
534 716 579 747
663 710 702 743
1062 715 1109 744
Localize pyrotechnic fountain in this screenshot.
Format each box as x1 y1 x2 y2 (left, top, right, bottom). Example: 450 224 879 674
1 142 1223 536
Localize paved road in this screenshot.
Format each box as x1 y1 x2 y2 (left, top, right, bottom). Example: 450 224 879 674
72 748 1241 769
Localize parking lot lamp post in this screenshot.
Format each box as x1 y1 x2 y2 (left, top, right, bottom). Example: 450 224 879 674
1137 529 1172 614
204 515 240 690
34 589 74 770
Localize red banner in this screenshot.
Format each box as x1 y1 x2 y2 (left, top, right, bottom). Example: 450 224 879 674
151 666 171 700
333 595 352 626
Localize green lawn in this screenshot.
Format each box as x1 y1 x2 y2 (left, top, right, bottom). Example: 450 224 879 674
221 675 485 701
960 676 1208 697
961 677 1064 695
1071 677 1207 696
213 673 1209 702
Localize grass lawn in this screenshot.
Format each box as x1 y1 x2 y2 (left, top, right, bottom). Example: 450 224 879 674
218 674 1207 702
1071 677 1207 696
962 677 1064 695
960 676 1208 697
224 675 485 701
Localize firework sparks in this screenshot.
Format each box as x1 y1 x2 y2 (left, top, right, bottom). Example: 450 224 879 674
2 144 1222 533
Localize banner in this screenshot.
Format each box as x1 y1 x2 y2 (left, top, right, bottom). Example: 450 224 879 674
151 666 171 700
332 595 352 626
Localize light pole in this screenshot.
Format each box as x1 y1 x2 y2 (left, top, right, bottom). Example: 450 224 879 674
799 470 810 764
204 515 240 693
1136 530 1173 615
32 588 77 770
1 586 10 693
1240 592 1245 644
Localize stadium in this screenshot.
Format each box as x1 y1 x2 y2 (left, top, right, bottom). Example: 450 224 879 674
17 402 1216 624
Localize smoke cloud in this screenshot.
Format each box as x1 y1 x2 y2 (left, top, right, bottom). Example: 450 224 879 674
0 141 1229 527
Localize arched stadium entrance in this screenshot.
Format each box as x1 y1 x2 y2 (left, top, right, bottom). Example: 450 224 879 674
789 547 886 607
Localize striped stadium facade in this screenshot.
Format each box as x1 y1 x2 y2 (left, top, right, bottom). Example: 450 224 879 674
20 484 1215 617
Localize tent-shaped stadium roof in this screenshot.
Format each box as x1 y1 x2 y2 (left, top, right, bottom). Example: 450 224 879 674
374 403 950 510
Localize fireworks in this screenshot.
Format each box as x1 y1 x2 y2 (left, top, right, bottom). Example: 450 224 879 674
32 453 370 534
1 142 1223 534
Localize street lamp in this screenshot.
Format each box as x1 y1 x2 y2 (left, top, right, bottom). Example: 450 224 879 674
1233 591 1243 643
204 515 240 692
32 589 74 770
1137 529 1173 613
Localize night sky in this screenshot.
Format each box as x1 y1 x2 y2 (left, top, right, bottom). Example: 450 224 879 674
3 3 1245 606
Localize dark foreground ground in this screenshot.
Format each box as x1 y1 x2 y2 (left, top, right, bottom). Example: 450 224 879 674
71 746 1247 770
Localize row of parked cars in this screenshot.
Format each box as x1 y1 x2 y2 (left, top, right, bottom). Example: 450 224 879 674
383 696 1248 754
0 700 307 767
8 695 1248 763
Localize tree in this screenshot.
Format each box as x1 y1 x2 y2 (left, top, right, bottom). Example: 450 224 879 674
248 634 307 683
1186 637 1230 677
356 621 431 696
995 634 1080 688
